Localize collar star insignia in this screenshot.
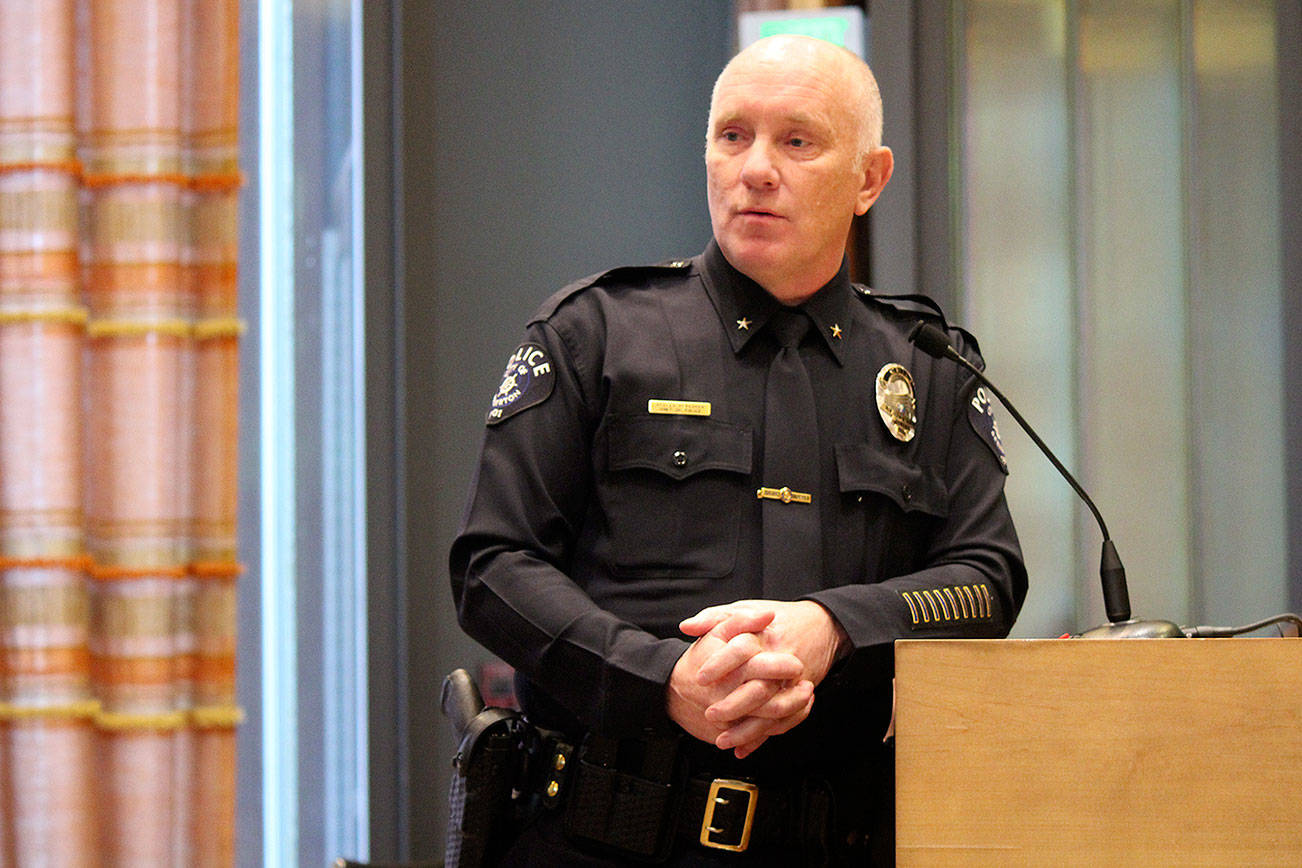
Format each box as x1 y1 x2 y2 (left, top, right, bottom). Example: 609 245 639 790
830 323 843 339
736 317 752 331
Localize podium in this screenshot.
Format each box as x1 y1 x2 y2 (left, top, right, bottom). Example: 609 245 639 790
894 638 1302 865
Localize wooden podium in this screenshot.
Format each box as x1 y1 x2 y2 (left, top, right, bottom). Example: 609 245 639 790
894 638 1302 865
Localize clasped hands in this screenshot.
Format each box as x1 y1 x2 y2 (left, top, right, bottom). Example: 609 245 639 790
666 599 847 759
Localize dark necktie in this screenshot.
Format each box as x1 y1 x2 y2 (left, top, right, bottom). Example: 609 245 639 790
760 309 823 599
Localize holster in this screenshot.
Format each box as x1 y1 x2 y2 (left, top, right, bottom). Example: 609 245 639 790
442 668 585 867
442 669 527 868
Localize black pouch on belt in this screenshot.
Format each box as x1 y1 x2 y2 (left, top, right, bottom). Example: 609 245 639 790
562 733 684 863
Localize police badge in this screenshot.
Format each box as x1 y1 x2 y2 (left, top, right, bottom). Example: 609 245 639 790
876 363 917 442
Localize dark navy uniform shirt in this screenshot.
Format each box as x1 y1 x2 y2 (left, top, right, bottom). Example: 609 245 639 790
450 240 1026 778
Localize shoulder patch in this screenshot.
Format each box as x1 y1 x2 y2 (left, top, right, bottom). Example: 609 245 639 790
486 343 555 425
967 386 1009 473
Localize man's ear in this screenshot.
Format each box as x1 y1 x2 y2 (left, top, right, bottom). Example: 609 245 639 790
855 146 894 215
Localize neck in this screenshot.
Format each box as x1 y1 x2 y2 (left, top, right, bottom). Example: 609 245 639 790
754 258 843 305
715 246 844 305
763 280 824 305
705 239 848 305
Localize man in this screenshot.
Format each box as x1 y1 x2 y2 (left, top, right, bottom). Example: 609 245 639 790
450 35 1026 866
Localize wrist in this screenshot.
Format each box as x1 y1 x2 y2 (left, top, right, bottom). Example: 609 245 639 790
796 600 850 682
829 613 851 661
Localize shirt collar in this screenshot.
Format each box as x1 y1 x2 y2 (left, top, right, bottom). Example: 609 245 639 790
697 239 854 366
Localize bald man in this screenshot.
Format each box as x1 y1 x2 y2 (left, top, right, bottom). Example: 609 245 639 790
451 35 1025 866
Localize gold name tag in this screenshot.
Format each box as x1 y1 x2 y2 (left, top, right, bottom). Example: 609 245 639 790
647 399 711 417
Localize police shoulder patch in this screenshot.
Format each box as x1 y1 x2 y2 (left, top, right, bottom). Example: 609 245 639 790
486 342 555 425
967 386 1009 473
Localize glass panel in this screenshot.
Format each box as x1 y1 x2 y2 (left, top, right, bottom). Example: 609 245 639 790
957 0 1284 633
255 0 299 862
1187 0 1284 621
1075 0 1191 623
250 0 367 863
958 0 1077 637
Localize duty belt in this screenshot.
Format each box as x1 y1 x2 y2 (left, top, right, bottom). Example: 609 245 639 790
551 734 837 863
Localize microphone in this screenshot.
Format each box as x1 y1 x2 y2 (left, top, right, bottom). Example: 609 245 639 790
908 321 1183 638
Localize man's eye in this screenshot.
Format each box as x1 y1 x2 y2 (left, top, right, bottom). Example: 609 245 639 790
721 130 742 142
788 137 807 148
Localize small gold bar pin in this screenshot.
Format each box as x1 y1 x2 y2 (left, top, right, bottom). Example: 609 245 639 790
756 486 812 504
648 399 711 416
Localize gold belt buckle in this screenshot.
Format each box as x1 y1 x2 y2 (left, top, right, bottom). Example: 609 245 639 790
699 778 758 852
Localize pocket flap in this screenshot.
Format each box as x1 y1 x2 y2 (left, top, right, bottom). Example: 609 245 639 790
835 443 948 515
608 415 752 481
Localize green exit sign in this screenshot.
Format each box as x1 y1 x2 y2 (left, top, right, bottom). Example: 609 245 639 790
738 7 867 59
760 16 851 47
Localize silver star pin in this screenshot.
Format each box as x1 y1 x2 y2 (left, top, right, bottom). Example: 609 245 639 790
736 317 752 331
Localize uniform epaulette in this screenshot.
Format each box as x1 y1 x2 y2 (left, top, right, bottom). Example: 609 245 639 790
853 284 983 357
531 258 694 322
853 284 948 322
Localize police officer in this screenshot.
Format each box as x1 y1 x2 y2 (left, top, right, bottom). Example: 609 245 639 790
450 35 1027 866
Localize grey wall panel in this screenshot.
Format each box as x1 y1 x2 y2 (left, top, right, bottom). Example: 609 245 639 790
400 2 730 857
1281 0 1302 613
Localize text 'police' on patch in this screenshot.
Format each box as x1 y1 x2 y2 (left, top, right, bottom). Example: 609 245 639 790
486 342 555 425
967 386 1008 473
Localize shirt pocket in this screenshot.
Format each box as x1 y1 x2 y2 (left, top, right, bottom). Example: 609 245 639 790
603 415 753 578
835 444 948 516
835 444 949 581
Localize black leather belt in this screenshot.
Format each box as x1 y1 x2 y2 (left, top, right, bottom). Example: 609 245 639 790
547 734 839 863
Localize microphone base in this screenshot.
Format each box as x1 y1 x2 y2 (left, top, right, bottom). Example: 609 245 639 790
1076 618 1186 639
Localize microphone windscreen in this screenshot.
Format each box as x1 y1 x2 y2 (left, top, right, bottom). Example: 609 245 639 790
908 321 954 359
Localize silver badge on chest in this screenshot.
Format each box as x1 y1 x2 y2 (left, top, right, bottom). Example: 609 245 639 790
876 363 917 442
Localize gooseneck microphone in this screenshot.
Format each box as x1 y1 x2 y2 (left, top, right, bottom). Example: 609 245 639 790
908 320 1184 638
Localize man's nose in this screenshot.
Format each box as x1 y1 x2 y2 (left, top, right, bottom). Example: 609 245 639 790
739 141 779 188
